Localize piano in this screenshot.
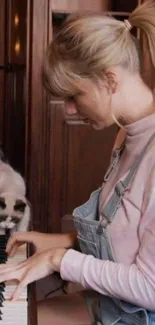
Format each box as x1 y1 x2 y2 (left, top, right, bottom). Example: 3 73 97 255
0 194 38 325
0 233 37 325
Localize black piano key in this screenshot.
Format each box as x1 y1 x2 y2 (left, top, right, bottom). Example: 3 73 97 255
0 290 4 298
0 235 10 319
0 297 4 305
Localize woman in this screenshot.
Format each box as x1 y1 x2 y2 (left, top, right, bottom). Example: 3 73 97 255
1 1 155 324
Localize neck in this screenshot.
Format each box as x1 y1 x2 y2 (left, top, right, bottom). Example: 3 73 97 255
119 73 155 125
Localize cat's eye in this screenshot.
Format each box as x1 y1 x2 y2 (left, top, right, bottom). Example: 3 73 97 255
14 200 26 212
11 216 20 224
0 215 7 222
0 198 6 210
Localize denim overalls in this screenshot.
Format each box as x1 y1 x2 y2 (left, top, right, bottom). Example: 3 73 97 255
72 132 155 325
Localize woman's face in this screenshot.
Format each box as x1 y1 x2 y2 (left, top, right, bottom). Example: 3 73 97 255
65 78 115 130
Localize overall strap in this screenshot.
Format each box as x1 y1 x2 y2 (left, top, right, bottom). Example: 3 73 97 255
99 131 155 229
104 141 125 182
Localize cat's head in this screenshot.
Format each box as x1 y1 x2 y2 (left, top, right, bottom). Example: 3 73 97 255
0 192 30 233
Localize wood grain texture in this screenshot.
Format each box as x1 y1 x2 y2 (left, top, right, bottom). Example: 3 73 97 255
48 102 118 233
112 0 138 12
25 0 51 232
3 0 26 174
0 0 5 145
51 0 111 12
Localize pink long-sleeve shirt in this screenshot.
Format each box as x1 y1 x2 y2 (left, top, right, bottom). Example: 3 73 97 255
60 113 155 311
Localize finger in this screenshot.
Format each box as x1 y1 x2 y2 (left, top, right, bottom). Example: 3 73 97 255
11 272 29 301
0 259 29 284
6 234 25 254
8 243 19 257
10 282 25 301
0 263 19 271
0 269 19 283
6 231 35 254
0 259 27 276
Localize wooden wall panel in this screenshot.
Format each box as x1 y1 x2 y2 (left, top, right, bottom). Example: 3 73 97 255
47 102 65 233
48 102 118 233
26 0 51 231
113 0 139 12
0 1 5 146
51 0 111 12
62 122 117 215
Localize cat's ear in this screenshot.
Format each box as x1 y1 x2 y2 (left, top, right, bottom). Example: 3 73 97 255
17 201 31 232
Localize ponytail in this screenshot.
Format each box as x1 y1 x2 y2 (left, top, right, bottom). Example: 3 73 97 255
129 1 155 67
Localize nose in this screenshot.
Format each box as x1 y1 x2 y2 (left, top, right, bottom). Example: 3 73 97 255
65 100 78 116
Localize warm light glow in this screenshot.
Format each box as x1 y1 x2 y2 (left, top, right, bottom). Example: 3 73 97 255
14 14 19 26
14 40 21 55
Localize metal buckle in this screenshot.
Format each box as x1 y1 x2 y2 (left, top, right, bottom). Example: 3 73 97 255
100 213 111 228
115 181 126 197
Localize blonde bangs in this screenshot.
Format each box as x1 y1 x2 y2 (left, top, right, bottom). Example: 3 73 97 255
43 44 83 99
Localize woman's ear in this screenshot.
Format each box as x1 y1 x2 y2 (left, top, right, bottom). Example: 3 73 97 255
105 71 117 94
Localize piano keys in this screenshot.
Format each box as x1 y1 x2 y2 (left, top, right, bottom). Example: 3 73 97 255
0 235 28 325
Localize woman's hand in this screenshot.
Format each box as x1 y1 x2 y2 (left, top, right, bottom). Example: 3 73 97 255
0 248 67 301
6 231 73 257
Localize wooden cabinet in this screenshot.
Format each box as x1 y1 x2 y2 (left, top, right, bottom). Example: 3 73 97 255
0 0 27 174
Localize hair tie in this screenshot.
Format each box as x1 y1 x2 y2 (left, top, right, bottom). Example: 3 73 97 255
124 19 132 31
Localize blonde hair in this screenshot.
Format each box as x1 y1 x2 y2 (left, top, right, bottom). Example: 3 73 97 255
43 1 155 98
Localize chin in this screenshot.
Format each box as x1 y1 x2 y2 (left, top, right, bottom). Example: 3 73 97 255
91 123 105 130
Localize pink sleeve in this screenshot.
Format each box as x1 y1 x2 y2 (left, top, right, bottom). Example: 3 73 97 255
60 171 155 311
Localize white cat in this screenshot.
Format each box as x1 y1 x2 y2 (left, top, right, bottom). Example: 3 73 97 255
0 160 30 235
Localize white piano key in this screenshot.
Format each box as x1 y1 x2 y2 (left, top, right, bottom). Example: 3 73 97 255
0 240 28 324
